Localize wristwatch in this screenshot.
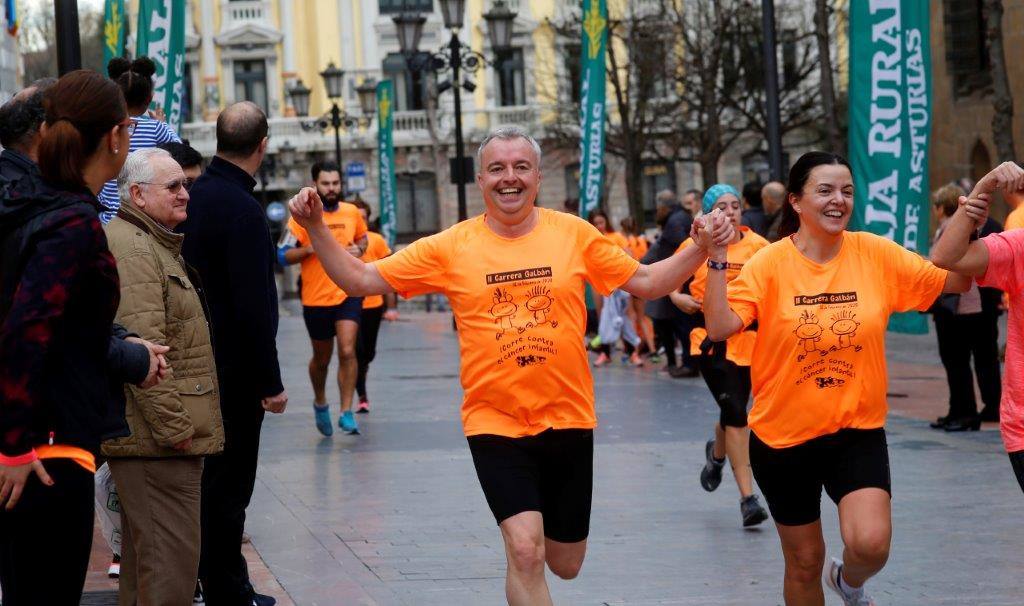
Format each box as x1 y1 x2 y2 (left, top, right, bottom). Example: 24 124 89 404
707 259 728 271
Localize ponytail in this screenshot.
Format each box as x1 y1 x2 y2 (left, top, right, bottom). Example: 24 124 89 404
38 119 89 188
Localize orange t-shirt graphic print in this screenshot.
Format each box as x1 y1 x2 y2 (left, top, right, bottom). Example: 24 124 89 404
675 226 769 366
374 208 640 438
287 202 367 307
726 232 948 448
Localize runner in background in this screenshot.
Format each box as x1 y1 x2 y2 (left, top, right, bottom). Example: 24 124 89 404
278 162 368 435
702 152 970 606
621 216 657 358
589 210 641 366
671 184 769 527
350 199 398 414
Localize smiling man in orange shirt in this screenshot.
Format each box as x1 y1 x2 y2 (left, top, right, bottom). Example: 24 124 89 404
287 127 733 605
279 162 368 436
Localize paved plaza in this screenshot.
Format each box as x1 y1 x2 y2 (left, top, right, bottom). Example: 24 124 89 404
213 306 1019 606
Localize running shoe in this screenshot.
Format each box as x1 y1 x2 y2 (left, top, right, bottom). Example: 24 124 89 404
251 594 276 606
593 352 611 366
629 352 644 366
193 581 205 603
108 554 120 578
824 558 876 606
356 400 370 414
699 439 725 492
588 335 602 350
339 410 360 434
314 404 333 436
740 494 768 527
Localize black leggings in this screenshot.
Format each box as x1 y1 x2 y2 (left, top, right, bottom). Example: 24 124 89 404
356 306 385 400
0 458 94 606
652 316 695 368
696 351 751 428
1010 451 1024 494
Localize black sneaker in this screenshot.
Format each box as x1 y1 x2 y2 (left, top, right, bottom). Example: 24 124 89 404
669 365 699 379
252 593 277 606
699 439 725 492
193 581 205 604
741 494 769 527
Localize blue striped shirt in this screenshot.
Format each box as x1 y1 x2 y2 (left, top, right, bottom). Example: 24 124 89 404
97 114 181 223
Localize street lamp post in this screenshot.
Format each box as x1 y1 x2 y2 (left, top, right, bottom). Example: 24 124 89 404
393 0 517 222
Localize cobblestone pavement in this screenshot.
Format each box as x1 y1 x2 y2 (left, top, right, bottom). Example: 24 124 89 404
239 309 1021 606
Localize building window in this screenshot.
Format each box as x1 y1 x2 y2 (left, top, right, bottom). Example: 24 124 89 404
494 48 526 106
396 172 440 241
641 161 676 225
564 163 580 210
379 0 432 14
943 0 991 97
233 60 268 113
181 62 194 124
564 44 581 102
383 53 427 111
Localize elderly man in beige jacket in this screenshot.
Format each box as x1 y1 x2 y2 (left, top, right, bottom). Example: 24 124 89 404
103 147 224 606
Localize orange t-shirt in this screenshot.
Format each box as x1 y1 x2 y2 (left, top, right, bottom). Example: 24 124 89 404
604 231 630 252
362 231 392 309
675 227 769 366
624 234 648 259
374 208 640 437
1005 205 1024 231
287 203 367 307
727 232 948 448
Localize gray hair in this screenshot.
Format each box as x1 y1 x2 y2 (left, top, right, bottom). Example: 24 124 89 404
118 148 173 204
475 126 543 171
655 189 677 205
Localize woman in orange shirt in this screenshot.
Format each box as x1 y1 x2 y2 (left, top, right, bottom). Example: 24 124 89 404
702 152 970 606
671 184 769 528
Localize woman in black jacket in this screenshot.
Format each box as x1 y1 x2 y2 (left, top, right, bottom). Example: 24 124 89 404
0 70 137 606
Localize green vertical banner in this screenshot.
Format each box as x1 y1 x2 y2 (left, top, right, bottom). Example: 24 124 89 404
102 0 125 67
136 0 185 130
577 0 607 219
377 80 398 249
848 0 932 334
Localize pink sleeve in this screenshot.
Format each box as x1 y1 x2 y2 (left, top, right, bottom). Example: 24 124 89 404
978 231 1024 294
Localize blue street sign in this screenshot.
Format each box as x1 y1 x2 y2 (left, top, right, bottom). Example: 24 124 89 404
346 161 367 193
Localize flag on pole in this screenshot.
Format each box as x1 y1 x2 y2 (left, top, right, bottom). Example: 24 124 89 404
103 0 126 66
848 0 932 333
377 81 398 249
4 0 18 36
577 0 608 219
136 0 185 130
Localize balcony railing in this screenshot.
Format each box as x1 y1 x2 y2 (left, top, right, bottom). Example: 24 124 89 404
220 0 271 30
180 105 544 158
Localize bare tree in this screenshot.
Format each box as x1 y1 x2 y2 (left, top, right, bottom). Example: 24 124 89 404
814 0 840 152
983 0 1017 161
22 3 106 83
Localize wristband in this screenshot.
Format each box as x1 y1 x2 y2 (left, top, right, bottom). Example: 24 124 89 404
707 259 728 271
0 449 38 467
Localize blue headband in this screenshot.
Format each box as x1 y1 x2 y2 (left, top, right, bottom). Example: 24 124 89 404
702 184 740 213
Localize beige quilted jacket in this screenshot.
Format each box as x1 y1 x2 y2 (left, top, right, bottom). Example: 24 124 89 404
101 203 224 457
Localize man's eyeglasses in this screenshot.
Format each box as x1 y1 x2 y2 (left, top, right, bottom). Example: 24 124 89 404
138 178 194 194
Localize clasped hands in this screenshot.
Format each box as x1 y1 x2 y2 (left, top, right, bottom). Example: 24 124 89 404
960 161 1024 226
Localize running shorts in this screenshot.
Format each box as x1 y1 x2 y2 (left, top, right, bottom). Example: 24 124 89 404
696 353 751 428
749 428 891 526
467 428 593 543
302 297 364 340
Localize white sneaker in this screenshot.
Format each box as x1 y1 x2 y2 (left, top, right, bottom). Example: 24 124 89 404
824 557 876 606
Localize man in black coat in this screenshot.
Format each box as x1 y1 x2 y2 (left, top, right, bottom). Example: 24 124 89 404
642 189 698 377
179 102 287 606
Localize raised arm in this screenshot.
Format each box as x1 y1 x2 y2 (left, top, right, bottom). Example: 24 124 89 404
287 187 395 296
700 218 745 342
621 211 733 300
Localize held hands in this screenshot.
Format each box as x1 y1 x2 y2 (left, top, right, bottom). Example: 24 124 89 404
262 390 288 414
128 337 171 389
0 459 53 510
976 161 1024 196
958 193 991 228
690 209 734 253
287 187 323 229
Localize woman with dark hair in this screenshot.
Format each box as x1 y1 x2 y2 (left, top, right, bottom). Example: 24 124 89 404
98 56 182 223
0 70 135 605
701 152 970 605
671 184 770 527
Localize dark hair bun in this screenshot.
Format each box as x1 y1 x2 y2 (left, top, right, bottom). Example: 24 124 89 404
107 57 131 79
131 57 156 78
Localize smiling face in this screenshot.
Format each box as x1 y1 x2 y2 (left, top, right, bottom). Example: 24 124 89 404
476 137 541 226
790 163 854 237
711 193 743 228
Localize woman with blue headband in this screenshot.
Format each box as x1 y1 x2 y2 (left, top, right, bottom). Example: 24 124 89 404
671 183 770 528
698 152 972 606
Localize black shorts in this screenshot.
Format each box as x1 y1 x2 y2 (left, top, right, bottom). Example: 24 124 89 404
696 353 751 428
750 428 891 526
467 428 593 543
302 298 364 340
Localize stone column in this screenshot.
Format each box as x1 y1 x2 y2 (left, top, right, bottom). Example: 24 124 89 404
279 0 297 115
201 0 219 120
